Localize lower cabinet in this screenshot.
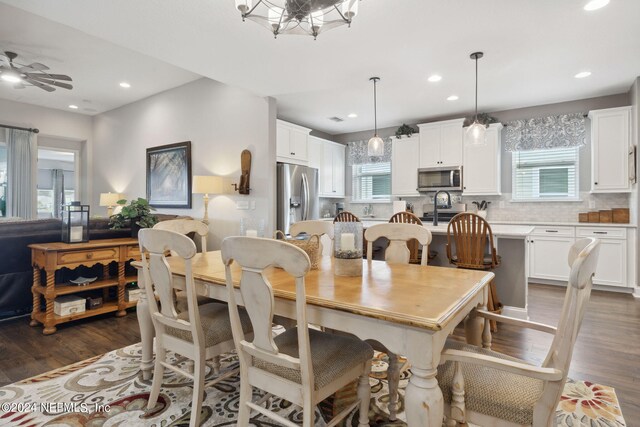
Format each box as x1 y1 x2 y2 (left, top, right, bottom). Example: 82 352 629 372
528 225 630 288
528 235 575 282
577 227 627 287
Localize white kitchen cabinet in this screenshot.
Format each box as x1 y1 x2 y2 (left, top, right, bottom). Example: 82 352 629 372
577 227 627 287
276 119 310 165
307 136 323 170
317 139 345 198
589 107 632 193
418 118 464 168
528 226 575 281
391 135 420 197
463 123 503 195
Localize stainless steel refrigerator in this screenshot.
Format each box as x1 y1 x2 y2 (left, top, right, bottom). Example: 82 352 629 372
277 162 319 235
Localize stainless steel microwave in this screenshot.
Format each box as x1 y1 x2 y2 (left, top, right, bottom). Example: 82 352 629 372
417 166 463 192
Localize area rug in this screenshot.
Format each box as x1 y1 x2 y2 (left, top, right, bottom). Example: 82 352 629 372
0 343 626 426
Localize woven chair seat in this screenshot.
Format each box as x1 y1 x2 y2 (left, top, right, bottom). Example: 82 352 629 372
437 340 545 425
255 327 373 390
166 302 252 347
175 291 213 312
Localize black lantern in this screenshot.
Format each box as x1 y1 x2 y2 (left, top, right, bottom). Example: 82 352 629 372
62 201 90 243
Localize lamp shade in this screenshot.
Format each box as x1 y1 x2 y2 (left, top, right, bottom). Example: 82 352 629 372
466 122 487 146
368 136 385 157
99 192 122 207
192 175 223 194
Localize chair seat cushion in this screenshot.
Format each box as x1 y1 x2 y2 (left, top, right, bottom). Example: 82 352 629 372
166 302 251 347
255 328 373 390
175 290 213 312
437 340 545 425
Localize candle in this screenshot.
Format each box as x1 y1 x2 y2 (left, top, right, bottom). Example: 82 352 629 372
70 226 83 242
340 233 355 251
246 229 258 237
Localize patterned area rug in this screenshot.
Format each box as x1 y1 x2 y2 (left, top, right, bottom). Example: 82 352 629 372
0 343 626 426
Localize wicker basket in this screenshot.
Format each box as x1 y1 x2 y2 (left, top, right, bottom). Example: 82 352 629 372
274 231 321 269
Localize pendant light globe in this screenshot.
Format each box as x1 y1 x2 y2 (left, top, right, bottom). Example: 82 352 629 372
367 77 384 157
467 51 487 146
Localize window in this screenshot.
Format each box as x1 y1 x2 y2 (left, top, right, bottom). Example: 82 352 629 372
352 162 391 202
37 148 78 218
512 147 579 201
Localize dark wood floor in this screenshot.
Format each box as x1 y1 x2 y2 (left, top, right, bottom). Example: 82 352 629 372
0 284 638 420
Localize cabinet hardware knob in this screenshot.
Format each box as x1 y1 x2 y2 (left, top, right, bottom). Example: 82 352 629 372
594 182 598 185
86 253 93 259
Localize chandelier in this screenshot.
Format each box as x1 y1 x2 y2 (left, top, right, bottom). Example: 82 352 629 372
234 0 359 39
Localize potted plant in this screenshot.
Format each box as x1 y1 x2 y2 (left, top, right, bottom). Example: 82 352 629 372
395 123 417 139
109 197 158 237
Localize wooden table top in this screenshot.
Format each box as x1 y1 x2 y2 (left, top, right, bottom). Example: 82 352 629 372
28 238 138 251
167 251 493 331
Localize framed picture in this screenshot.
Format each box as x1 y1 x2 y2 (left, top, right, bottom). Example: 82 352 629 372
146 141 192 208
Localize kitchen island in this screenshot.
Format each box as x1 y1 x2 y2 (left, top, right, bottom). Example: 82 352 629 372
363 221 534 319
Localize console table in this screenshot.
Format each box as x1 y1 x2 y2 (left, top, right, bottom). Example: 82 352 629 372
28 238 140 335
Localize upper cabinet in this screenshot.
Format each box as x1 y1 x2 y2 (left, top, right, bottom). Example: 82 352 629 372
391 135 420 197
463 123 503 195
277 119 310 165
589 107 632 193
309 136 345 198
418 118 465 168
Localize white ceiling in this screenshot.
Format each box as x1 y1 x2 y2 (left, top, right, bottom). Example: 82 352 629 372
0 2 200 115
1 0 639 134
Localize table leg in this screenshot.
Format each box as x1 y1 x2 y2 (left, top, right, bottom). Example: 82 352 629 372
29 267 41 327
464 285 491 348
135 266 154 380
404 335 445 426
42 270 57 335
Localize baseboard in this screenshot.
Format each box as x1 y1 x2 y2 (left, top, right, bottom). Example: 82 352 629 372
501 305 529 320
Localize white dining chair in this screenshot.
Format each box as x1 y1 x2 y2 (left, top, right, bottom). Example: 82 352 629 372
139 229 251 427
438 238 600 427
154 219 212 311
290 219 334 256
363 222 432 420
221 236 373 427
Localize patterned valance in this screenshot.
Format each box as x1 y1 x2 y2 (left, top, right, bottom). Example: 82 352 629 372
504 113 587 152
347 138 392 165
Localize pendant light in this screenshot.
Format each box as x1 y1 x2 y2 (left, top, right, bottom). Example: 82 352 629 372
368 77 384 157
466 52 487 146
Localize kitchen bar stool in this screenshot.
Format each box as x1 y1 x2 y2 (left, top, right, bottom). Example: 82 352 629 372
446 213 502 332
333 211 360 223
389 211 432 264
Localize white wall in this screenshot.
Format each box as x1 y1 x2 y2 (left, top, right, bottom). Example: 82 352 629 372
0 98 93 204
92 78 276 250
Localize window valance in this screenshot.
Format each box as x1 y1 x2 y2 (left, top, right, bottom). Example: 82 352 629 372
504 113 587 152
347 138 392 165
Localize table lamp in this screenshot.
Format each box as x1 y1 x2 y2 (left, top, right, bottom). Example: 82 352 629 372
192 175 223 224
99 192 123 217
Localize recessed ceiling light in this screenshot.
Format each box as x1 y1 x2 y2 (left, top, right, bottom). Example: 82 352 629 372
428 75 442 83
347 113 358 118
68 104 79 109
574 71 592 79
119 82 131 88
584 0 610 11
447 95 459 101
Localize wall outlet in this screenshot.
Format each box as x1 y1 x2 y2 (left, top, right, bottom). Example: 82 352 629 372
499 200 505 208
250 200 256 210
588 199 596 209
236 201 249 210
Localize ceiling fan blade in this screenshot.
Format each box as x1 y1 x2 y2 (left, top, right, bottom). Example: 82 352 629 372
25 72 72 81
26 78 56 92
22 62 49 72
26 75 73 90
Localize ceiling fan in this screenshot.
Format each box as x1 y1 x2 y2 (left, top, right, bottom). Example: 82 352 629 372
0 51 73 92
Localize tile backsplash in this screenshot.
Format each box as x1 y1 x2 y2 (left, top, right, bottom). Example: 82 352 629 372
342 192 630 223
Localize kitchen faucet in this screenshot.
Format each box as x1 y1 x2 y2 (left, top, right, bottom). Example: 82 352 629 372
433 190 452 226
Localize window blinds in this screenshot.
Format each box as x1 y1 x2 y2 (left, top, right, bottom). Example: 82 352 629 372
352 162 391 201
512 147 579 200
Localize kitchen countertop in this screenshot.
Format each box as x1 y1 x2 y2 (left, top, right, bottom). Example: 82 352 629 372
322 217 636 228
361 221 534 238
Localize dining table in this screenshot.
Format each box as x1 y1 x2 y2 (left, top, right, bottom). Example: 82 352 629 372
134 251 494 426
